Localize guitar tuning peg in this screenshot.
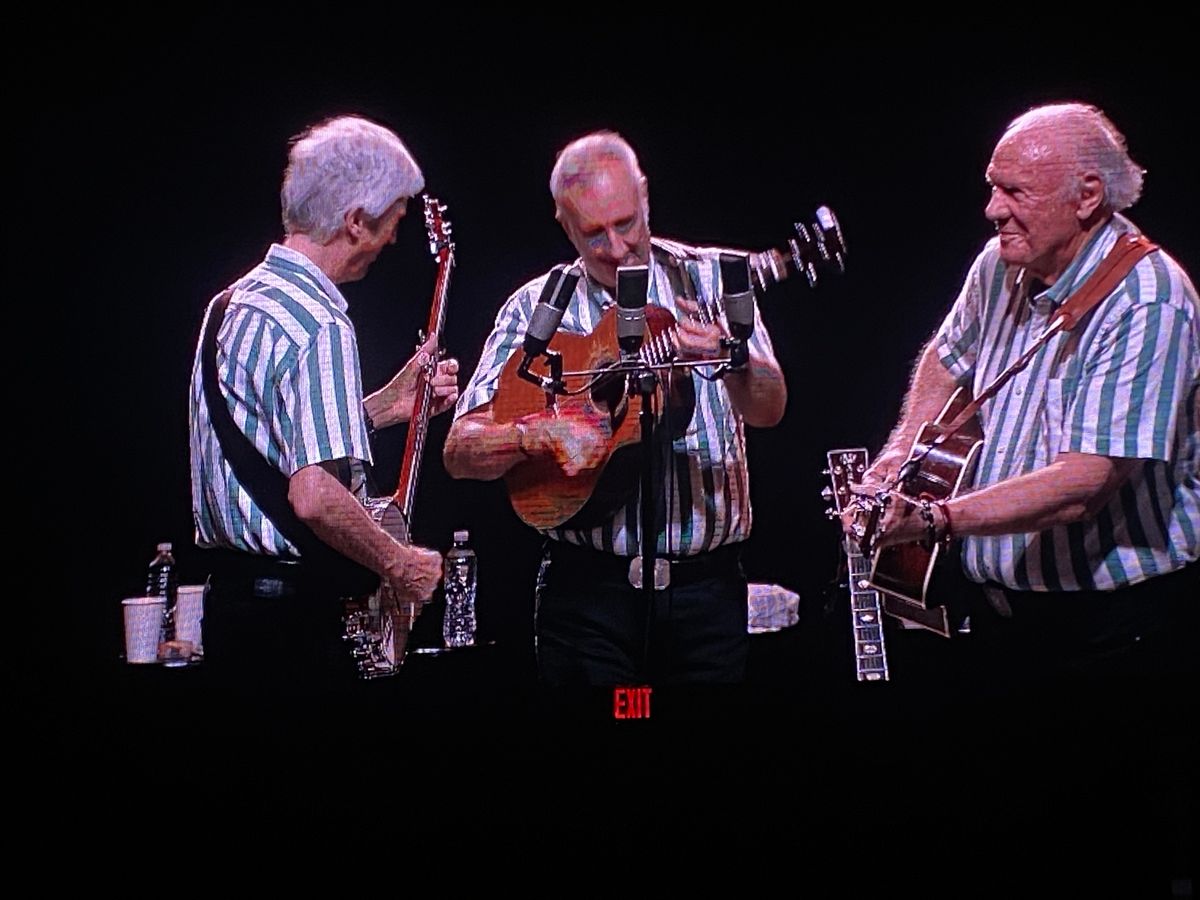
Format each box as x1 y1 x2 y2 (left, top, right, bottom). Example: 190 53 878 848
820 467 831 476
820 487 833 500
824 507 836 518
815 205 847 272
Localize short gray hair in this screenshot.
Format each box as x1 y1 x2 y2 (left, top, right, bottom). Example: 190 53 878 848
281 115 425 242
549 130 644 211
1005 102 1145 210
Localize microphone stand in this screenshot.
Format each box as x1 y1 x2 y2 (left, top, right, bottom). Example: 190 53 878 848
521 349 742 682
633 359 658 681
516 350 565 408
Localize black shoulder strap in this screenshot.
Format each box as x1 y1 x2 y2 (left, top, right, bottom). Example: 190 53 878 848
201 290 330 563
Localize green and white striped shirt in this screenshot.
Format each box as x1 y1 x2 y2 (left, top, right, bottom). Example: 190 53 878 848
455 239 777 557
189 244 372 556
935 215 1199 591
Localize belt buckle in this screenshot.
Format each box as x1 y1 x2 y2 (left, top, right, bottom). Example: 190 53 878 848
253 575 291 599
628 556 670 590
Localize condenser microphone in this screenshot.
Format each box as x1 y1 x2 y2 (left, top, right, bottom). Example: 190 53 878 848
522 264 581 359
616 264 649 358
719 252 755 342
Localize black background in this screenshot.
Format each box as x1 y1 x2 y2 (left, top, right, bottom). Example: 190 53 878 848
34 18 1195 881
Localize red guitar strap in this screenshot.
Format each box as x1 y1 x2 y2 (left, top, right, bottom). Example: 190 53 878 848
936 232 1159 441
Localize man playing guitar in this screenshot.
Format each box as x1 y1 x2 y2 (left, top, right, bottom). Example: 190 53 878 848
443 131 787 714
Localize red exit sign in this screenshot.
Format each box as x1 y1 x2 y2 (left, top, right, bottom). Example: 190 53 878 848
612 685 652 719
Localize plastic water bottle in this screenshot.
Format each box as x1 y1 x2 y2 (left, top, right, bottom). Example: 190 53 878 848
443 530 477 649
146 542 183 665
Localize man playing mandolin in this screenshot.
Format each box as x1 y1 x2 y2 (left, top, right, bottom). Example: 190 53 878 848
444 131 787 712
189 115 459 701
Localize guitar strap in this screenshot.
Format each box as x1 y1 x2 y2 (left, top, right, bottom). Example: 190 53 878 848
200 289 359 575
935 232 1159 441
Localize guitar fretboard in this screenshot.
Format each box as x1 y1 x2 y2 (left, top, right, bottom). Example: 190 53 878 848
845 538 889 681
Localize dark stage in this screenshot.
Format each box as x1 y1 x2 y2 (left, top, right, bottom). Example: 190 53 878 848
37 21 1196 892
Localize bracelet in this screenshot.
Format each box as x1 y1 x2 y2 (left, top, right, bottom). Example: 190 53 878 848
917 495 938 550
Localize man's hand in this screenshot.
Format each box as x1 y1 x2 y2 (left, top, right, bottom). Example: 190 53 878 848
383 544 444 620
367 334 460 428
672 296 726 360
523 413 609 477
871 494 924 550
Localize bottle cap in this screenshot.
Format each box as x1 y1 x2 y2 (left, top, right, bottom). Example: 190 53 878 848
453 530 469 543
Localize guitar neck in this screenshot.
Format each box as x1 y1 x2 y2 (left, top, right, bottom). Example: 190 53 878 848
845 538 889 682
748 206 846 292
393 203 455 523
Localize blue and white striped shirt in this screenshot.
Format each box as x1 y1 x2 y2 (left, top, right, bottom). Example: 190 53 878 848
455 239 778 557
189 244 373 556
935 215 1199 591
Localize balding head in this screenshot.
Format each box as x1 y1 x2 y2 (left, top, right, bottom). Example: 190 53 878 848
549 131 652 288
999 103 1144 211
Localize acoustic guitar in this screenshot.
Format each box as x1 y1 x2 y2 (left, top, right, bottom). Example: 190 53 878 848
494 207 847 530
844 386 984 637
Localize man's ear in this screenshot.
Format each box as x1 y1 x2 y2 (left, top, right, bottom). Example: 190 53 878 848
1077 173 1105 221
344 208 368 242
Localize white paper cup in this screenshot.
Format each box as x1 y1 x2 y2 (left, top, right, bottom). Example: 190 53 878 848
123 597 165 664
174 584 206 659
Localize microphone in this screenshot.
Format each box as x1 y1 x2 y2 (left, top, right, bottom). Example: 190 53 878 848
616 265 649 359
719 253 754 369
523 264 582 359
719 252 755 343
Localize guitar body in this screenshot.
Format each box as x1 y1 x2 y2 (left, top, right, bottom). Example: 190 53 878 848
867 386 983 635
494 304 692 530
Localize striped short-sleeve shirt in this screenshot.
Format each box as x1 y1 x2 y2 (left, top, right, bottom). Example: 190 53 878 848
454 238 778 558
934 214 1199 591
189 244 373 556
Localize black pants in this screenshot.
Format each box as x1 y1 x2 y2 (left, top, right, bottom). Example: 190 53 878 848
534 540 749 720
190 551 394 743
908 563 1197 894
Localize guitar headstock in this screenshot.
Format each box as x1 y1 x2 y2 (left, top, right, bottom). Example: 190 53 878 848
823 447 889 557
822 447 869 518
749 205 846 292
422 194 454 259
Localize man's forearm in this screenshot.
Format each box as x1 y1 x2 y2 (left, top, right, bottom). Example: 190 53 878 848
948 452 1138 537
880 340 960 463
288 463 407 576
724 350 787 427
443 411 526 481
